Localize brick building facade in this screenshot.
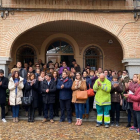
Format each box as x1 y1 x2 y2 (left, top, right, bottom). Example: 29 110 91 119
0 0 140 77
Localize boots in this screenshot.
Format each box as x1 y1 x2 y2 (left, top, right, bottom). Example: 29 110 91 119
13 118 16 123
28 107 31 122
83 114 85 119
78 119 82 126
31 108 35 122
15 117 19 123
75 119 79 125
86 114 89 119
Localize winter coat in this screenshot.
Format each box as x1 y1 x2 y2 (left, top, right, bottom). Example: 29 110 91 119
59 67 70 75
111 83 123 103
41 80 56 104
93 78 111 106
83 76 91 90
128 87 140 111
19 68 27 80
24 80 39 108
127 82 140 102
57 77 72 100
0 76 8 104
119 75 130 92
90 76 98 88
71 80 87 103
8 77 24 106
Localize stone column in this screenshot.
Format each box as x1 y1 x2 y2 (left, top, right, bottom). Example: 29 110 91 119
0 57 12 77
122 59 140 79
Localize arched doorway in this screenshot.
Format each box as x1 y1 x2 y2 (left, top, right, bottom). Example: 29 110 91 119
83 46 103 70
16 45 37 66
46 40 74 66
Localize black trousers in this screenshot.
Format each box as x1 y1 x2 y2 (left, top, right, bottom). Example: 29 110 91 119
89 96 94 111
136 111 140 130
53 92 59 116
0 103 5 119
28 105 35 120
38 94 43 116
60 99 72 121
111 102 120 122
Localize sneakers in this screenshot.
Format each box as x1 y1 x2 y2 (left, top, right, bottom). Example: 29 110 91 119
75 119 79 126
105 124 109 128
42 118 47 123
96 123 101 127
111 122 114 126
15 117 19 123
2 118 7 123
13 118 16 123
77 119 82 126
136 129 140 135
50 119 54 123
126 123 131 127
129 126 137 131
116 122 119 127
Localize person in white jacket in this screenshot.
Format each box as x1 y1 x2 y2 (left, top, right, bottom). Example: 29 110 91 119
8 70 24 123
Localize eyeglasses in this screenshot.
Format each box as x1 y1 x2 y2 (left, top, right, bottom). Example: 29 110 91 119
76 75 80 76
36 66 40 67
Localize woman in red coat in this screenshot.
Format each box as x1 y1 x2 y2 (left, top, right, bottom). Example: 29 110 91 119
124 74 140 135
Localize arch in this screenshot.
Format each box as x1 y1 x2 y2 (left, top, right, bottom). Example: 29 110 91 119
16 44 37 65
41 33 79 55
1 13 129 58
82 44 104 69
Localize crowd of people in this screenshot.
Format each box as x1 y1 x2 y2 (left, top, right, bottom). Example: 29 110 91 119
0 58 140 135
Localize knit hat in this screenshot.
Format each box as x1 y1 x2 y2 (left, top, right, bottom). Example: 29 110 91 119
113 75 118 79
11 68 20 74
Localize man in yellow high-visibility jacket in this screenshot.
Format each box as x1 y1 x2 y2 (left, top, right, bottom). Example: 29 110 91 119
93 73 111 128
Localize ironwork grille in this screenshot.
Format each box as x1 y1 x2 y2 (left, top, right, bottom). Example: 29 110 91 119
16 45 37 65
83 46 103 70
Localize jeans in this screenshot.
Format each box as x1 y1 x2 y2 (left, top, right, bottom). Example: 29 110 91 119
0 103 5 119
127 102 133 123
44 103 54 119
136 111 140 130
75 103 83 119
60 99 72 121
111 102 120 122
83 98 89 114
12 105 19 118
133 110 138 128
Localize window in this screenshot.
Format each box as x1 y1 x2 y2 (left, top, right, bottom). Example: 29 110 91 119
47 41 74 54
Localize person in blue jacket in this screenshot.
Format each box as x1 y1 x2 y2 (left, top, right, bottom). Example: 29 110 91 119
57 71 73 123
82 70 91 119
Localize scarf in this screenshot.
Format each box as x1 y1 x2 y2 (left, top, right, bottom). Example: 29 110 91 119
60 77 69 83
28 79 36 84
121 75 128 80
111 81 119 86
75 79 82 89
38 76 45 81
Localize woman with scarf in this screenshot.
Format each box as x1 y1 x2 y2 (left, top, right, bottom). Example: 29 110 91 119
110 75 123 126
24 73 39 122
8 70 24 123
72 72 87 125
57 71 73 123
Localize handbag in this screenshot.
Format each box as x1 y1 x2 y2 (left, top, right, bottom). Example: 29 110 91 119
122 98 128 110
76 90 88 100
21 90 33 106
87 84 95 97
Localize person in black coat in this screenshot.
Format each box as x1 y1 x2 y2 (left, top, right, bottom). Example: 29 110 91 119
41 73 56 123
0 69 8 122
24 73 39 122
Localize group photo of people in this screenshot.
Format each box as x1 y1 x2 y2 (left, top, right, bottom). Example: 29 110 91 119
0 58 140 135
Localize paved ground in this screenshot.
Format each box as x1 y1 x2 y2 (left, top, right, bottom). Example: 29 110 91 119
0 120 139 140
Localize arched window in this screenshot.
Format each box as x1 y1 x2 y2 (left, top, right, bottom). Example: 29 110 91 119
47 41 74 54
16 45 37 65
83 46 103 70
46 40 74 66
